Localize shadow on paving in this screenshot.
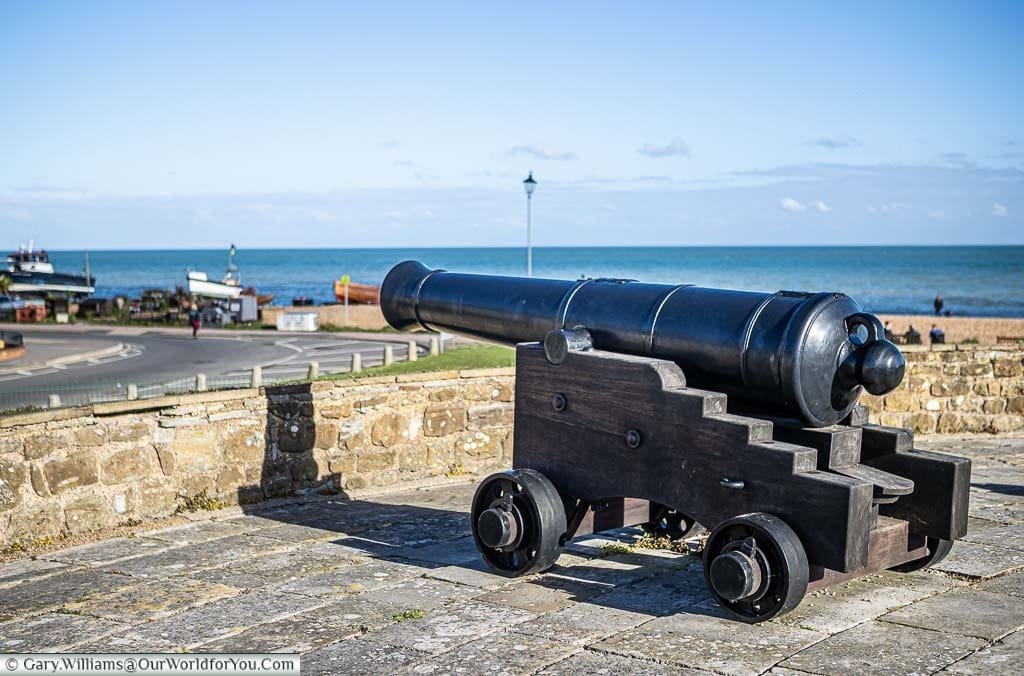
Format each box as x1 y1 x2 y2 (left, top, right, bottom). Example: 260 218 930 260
217 381 718 622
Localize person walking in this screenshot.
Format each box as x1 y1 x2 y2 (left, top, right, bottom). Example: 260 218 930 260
934 293 944 316
188 304 201 339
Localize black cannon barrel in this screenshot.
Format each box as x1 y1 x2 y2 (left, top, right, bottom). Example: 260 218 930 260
381 261 905 426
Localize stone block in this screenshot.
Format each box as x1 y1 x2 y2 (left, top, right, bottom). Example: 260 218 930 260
319 400 354 418
166 426 220 472
903 412 937 434
962 362 994 377
72 426 107 446
0 456 28 511
357 449 397 473
457 430 504 459
467 403 514 430
0 435 24 457
328 450 356 476
423 404 466 437
995 357 1024 377
314 421 340 450
216 464 247 494
105 420 150 443
6 505 63 543
1008 396 1024 414
43 452 99 494
23 432 69 460
223 427 264 465
428 388 459 402
289 454 319 484
101 445 158 485
274 417 315 453
30 464 49 497
937 412 965 433
883 391 916 412
982 398 1007 414
932 378 971 397
65 494 111 534
990 414 1023 434
371 413 406 446
339 419 369 452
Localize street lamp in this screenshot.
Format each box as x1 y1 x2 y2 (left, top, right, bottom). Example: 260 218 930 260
523 171 537 276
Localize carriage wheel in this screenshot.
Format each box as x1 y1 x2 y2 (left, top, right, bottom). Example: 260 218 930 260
641 504 701 540
471 469 567 577
703 512 809 623
892 537 954 573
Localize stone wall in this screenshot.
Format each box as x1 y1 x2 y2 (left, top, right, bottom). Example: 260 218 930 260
2 345 1021 548
0 368 514 548
861 344 1024 434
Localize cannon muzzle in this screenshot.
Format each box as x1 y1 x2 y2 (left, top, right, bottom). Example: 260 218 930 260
381 260 904 426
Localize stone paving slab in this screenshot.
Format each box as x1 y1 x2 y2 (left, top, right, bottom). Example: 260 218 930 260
38 535 176 566
778 619 986 674
881 588 1024 641
0 613 126 652
63 577 241 623
0 436 1021 674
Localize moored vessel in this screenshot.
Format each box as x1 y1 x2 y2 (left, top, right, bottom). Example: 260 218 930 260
3 243 95 298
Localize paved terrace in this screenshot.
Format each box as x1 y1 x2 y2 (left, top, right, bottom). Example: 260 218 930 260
1 436 1022 675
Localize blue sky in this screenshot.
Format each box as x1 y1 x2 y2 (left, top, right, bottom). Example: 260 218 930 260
1 1 1022 248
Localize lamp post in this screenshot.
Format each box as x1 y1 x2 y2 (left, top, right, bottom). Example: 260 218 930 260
523 171 537 276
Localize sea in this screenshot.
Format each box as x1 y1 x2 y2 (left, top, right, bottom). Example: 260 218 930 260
43 246 1024 317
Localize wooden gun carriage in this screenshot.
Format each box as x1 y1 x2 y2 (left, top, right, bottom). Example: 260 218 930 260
381 261 971 622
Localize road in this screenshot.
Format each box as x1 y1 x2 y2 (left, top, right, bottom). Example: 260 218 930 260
0 327 421 410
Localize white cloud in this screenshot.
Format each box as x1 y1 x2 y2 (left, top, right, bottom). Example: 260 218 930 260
508 144 578 161
780 197 806 212
926 209 947 220
992 202 1009 217
637 138 691 158
813 200 831 213
803 135 862 149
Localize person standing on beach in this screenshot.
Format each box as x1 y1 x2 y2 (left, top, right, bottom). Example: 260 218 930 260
934 293 944 316
188 304 201 339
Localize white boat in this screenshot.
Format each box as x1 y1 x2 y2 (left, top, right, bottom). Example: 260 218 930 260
186 271 242 299
186 245 243 299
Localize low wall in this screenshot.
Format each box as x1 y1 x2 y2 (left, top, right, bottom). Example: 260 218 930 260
0 368 514 548
862 344 1024 434
1 344 1021 548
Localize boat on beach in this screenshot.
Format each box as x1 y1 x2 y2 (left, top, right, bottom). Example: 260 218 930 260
333 279 380 304
187 244 243 299
3 243 95 298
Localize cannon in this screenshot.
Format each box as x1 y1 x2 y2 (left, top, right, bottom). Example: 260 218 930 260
382 261 971 622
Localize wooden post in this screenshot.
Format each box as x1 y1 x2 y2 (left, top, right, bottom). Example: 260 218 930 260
251 365 262 388
196 373 207 392
307 361 319 380
383 344 394 367
429 335 440 356
407 340 418 362
47 393 61 409
351 352 362 373
126 384 138 401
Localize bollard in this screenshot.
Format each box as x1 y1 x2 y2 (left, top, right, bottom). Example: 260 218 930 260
47 393 61 409
126 384 138 401
383 345 394 367
407 340 418 362
251 365 262 388
196 373 207 392
307 361 319 380
429 335 440 356
351 352 362 373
